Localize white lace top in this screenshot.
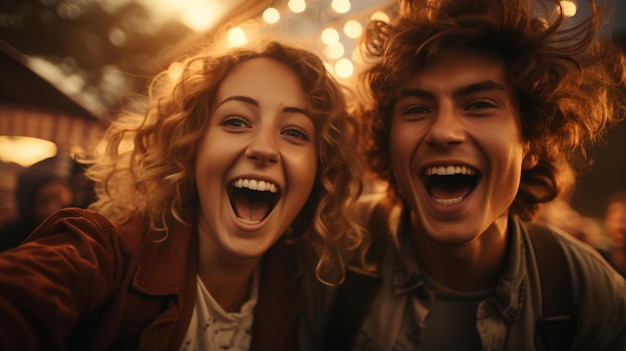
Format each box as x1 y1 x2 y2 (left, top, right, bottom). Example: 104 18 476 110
180 269 260 351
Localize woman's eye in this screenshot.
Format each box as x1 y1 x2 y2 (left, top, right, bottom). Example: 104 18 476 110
282 127 309 141
220 116 248 128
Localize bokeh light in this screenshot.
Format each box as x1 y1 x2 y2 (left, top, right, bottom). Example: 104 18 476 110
263 8 280 24
321 27 340 45
331 0 351 14
343 20 362 39
334 58 353 78
227 26 247 47
326 42 345 59
288 0 306 14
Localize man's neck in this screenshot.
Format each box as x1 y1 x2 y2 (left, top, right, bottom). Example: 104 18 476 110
411 218 509 292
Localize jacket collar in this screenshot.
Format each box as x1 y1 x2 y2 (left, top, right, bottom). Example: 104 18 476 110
253 238 307 350
490 217 528 324
130 218 197 296
391 207 528 324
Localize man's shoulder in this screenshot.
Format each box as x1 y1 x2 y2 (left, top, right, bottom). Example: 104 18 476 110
526 221 626 302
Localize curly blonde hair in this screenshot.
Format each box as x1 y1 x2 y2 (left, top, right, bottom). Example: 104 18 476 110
84 40 365 284
359 0 626 220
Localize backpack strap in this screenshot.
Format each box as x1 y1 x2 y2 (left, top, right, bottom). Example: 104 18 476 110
526 222 577 351
322 197 393 350
322 211 577 350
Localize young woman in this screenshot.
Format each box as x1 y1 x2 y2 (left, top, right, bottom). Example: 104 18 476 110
0 40 366 351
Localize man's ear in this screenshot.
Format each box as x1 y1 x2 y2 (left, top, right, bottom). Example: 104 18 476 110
522 152 538 170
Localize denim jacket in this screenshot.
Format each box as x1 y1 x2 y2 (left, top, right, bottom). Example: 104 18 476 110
299 195 626 351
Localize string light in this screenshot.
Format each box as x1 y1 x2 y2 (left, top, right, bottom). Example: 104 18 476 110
288 0 306 14
227 3 397 80
370 11 389 22
262 7 280 24
343 20 362 39
326 42 344 59
167 61 183 83
227 26 247 47
335 58 354 78
331 0 350 14
351 47 364 64
560 0 577 17
321 27 339 45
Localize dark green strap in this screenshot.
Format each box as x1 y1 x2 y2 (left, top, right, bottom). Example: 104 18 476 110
527 223 577 351
322 197 392 350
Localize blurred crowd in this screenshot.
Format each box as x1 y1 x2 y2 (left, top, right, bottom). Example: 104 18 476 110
538 191 626 277
0 155 94 251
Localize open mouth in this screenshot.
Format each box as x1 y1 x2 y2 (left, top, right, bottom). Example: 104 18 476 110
422 165 480 205
229 178 280 224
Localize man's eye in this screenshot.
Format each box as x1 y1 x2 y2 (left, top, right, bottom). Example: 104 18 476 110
282 127 309 141
403 105 430 115
467 100 496 110
220 116 247 127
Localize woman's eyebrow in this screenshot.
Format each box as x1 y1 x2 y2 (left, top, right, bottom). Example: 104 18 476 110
283 106 310 118
216 95 310 118
215 95 257 109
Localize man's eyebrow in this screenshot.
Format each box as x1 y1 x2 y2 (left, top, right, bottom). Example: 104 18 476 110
398 88 435 100
453 80 506 98
216 96 310 118
398 80 506 100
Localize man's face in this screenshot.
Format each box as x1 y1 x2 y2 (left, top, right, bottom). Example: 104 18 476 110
390 49 536 244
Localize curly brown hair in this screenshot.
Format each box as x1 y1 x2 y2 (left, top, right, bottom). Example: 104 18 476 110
359 0 626 220
84 40 365 284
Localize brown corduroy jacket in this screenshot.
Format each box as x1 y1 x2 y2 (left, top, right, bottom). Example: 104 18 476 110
0 208 306 351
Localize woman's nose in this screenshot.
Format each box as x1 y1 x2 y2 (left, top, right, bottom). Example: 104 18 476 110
245 127 280 164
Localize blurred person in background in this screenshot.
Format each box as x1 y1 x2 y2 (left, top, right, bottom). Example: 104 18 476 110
604 191 626 277
537 198 612 259
0 156 77 251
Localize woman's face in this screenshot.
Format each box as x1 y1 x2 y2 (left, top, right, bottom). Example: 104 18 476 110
195 57 318 259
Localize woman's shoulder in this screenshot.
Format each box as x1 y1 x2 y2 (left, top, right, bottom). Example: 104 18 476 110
25 207 147 252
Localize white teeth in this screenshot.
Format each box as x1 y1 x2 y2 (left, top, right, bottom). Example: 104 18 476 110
238 218 261 225
426 165 476 176
231 178 278 193
433 196 464 205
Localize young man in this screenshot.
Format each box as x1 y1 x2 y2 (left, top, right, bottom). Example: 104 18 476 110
306 0 626 350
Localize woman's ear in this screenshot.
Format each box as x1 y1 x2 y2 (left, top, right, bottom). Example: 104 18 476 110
522 152 538 170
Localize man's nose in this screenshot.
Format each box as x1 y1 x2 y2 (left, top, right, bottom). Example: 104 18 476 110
425 105 465 147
